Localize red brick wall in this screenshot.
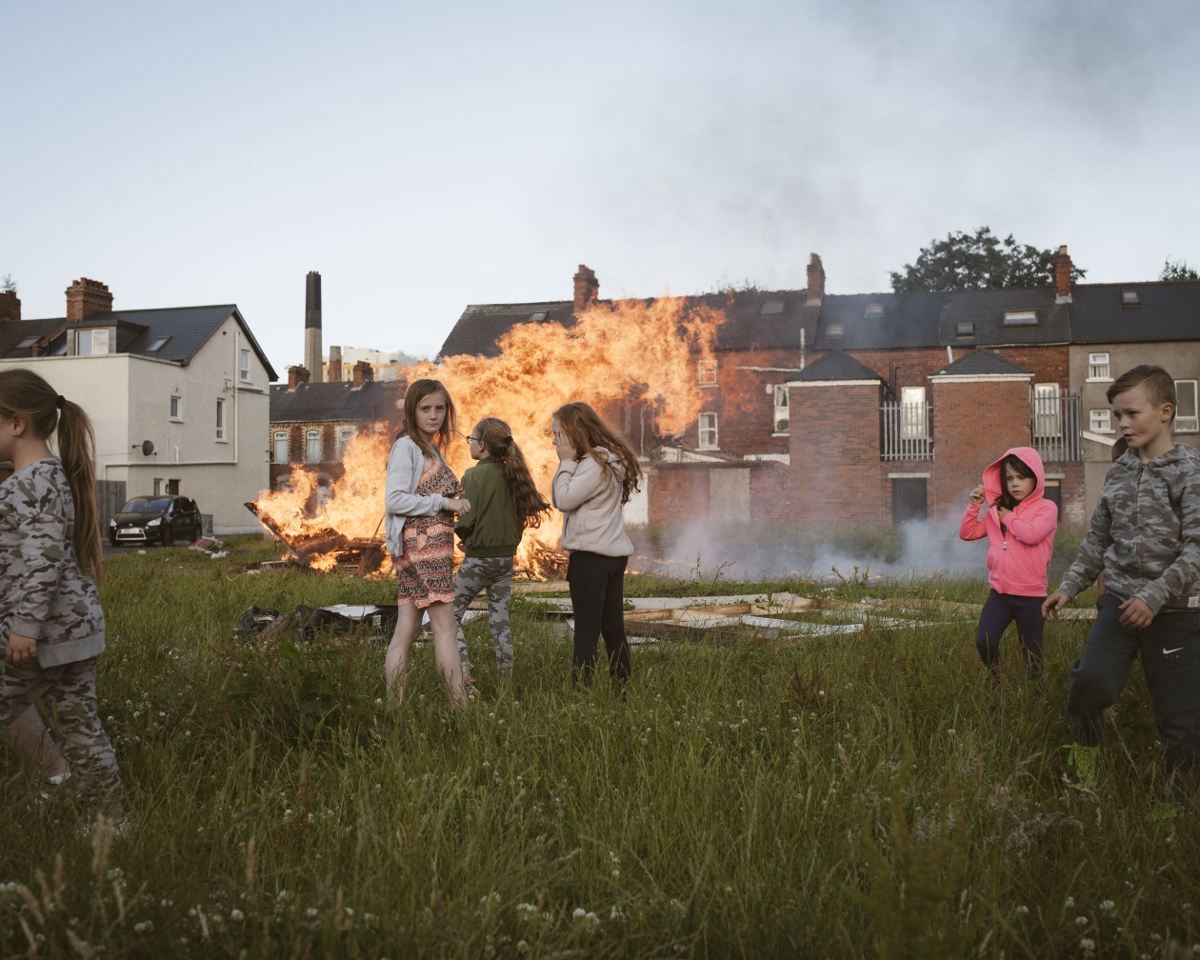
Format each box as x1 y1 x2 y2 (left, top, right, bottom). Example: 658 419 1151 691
787 381 885 524
646 461 790 525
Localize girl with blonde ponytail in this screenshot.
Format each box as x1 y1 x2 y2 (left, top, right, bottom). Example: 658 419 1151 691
0 369 123 822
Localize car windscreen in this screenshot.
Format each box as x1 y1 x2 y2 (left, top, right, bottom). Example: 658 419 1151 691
121 499 172 513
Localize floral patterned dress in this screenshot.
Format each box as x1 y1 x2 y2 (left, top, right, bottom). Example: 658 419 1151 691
394 456 463 609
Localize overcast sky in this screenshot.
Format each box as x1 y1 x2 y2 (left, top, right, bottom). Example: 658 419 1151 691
4 0 1198 372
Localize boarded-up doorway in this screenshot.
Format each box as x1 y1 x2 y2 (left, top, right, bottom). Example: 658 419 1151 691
891 477 927 523
710 468 750 523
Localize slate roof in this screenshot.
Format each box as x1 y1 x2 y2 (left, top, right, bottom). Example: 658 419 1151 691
939 288 1071 346
791 350 885 382
813 292 948 350
438 291 824 360
4 305 278 380
270 379 406 424
1070 280 1200 343
931 348 1033 377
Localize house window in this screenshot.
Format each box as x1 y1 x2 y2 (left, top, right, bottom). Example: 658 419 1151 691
1033 383 1062 438
75 328 110 356
1121 291 1140 305
169 396 181 421
1087 353 1111 380
826 323 844 339
273 431 289 463
1004 311 1037 326
148 336 170 352
698 413 718 450
1090 409 1112 433
773 385 789 434
336 426 356 457
215 398 226 440
698 359 717 386
761 300 785 315
864 303 885 319
152 478 163 496
240 349 251 382
955 322 975 338
1176 379 1199 433
900 386 928 439
306 429 322 462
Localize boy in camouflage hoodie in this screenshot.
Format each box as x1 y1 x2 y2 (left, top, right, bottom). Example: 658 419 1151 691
1044 365 1200 792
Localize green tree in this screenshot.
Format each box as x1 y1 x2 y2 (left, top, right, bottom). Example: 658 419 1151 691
1160 257 1199 281
889 227 1087 293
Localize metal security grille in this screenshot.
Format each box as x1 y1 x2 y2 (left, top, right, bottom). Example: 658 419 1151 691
880 401 934 460
1031 389 1082 461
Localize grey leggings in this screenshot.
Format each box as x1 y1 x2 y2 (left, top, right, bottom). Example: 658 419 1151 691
452 556 515 676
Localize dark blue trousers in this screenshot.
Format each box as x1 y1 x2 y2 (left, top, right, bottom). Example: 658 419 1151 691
976 591 1046 680
1068 594 1200 787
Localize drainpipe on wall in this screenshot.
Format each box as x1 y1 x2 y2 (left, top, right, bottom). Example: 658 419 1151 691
800 327 806 371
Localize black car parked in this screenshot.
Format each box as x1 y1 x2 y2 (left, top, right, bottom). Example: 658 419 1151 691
109 496 203 547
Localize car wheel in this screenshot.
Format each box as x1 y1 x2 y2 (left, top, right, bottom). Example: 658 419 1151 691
190 522 202 543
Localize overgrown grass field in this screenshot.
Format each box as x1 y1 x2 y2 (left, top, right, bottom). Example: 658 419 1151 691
1 528 1198 959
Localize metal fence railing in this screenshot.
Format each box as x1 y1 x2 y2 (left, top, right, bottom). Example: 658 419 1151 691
1032 389 1082 462
880 402 934 461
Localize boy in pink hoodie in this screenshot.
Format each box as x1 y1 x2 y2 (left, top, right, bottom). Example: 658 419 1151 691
960 447 1059 683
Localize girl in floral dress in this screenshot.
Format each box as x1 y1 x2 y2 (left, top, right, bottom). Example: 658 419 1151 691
384 379 470 709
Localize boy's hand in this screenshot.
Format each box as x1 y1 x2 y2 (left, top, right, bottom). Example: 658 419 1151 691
5 634 36 665
1042 593 1070 620
1118 597 1154 628
968 485 985 505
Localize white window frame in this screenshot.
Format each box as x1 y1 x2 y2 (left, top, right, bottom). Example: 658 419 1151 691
698 413 718 450
1175 379 1199 433
169 395 181 421
1033 383 1062 438
215 398 226 441
240 348 251 383
899 386 928 440
305 429 322 463
273 431 289 463
773 385 789 435
698 359 717 386
1089 408 1112 433
336 425 356 457
152 478 163 496
75 328 110 356
1087 352 1111 382
1004 311 1038 326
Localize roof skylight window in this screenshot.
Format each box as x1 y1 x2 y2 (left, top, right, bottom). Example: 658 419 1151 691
529 312 547 322
864 303 885 319
1003 310 1037 326
147 336 171 351
1121 291 1140 305
826 323 844 339
761 300 785 315
955 322 975 337
16 336 40 349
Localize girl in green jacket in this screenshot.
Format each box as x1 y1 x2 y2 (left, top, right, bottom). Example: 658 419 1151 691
452 418 551 679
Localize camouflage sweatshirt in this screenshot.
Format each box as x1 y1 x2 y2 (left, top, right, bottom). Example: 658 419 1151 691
0 458 105 667
1057 444 1200 614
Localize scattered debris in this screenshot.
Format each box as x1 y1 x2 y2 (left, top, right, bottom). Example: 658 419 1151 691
234 603 399 644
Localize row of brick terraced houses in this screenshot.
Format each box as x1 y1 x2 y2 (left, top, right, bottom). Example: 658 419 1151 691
427 251 1200 529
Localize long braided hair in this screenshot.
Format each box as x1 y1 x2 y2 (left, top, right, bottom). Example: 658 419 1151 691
472 417 551 530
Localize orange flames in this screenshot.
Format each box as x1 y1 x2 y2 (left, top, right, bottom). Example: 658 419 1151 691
253 296 726 577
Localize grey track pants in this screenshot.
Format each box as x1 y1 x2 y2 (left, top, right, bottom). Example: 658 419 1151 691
453 556 515 676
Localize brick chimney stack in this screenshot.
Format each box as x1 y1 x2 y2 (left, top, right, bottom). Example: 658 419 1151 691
352 360 374 388
287 365 311 390
65 278 113 323
806 254 825 306
1053 245 1073 303
328 345 343 382
0 289 19 323
304 271 323 383
573 265 599 312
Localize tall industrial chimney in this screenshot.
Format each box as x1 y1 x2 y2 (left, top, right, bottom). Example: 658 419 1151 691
305 271 323 383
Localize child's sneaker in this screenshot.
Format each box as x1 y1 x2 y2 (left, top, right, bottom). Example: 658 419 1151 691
1064 743 1099 790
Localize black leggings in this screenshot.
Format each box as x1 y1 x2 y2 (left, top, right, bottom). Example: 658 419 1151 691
567 551 631 686
975 590 1046 680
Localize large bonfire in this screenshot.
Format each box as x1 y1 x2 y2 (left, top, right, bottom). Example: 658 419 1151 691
253 296 726 576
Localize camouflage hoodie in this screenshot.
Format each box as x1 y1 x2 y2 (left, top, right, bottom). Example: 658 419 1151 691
1057 443 1200 613
0 458 105 667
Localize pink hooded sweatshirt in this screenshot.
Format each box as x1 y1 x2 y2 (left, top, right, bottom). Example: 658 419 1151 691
958 446 1058 597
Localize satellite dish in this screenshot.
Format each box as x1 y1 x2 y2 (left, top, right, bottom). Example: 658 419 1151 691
141 440 155 456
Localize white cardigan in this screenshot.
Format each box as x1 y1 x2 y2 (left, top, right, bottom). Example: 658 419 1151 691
384 436 450 558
